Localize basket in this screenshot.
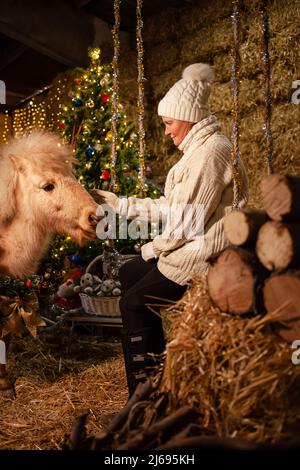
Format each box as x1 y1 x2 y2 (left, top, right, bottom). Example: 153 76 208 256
79 253 138 318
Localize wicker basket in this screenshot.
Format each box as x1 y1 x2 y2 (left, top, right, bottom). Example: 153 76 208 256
79 254 137 317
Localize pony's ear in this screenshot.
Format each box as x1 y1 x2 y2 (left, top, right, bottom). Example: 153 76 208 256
0 155 18 225
9 153 26 174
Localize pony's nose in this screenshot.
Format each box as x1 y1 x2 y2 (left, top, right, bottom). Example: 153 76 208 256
88 213 101 226
80 208 101 229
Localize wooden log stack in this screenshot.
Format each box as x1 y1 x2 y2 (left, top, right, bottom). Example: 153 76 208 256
207 174 300 342
64 379 300 450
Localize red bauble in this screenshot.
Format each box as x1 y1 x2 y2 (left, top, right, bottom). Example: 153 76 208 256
58 122 66 129
74 78 82 85
26 280 32 288
100 170 110 181
100 93 110 103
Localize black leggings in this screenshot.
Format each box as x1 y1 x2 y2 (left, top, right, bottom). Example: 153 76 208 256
119 256 187 339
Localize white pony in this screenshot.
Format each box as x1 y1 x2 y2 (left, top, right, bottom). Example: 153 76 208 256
0 130 100 397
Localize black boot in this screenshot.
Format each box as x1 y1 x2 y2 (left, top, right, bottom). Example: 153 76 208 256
121 326 165 397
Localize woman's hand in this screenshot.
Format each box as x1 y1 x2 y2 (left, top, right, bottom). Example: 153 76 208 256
141 242 157 262
90 189 119 211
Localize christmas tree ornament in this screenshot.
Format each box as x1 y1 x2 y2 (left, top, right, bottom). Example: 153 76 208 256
85 146 95 157
72 98 83 107
71 253 86 265
113 182 120 193
58 122 66 129
74 77 82 85
86 98 95 108
106 131 113 141
88 47 101 61
100 78 108 87
101 93 110 103
100 170 110 180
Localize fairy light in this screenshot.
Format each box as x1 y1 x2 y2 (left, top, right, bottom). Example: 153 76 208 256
260 0 274 175
230 0 242 209
136 0 147 197
110 0 121 193
2 109 11 143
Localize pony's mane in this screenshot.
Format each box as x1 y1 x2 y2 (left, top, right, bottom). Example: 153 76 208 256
0 129 76 175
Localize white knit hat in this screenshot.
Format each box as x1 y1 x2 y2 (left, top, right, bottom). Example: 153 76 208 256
158 63 214 123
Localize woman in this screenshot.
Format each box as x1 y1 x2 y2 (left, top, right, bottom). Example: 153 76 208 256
95 63 248 396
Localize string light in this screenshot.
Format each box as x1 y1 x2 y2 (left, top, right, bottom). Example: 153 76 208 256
110 0 121 193
260 0 274 175
136 0 147 197
230 0 242 209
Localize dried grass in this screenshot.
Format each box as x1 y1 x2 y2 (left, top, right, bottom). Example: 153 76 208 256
0 332 127 449
160 277 300 443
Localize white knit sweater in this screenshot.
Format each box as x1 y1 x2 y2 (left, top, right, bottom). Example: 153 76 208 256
118 114 249 285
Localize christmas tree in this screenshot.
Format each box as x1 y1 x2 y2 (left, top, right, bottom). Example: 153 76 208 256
43 47 160 282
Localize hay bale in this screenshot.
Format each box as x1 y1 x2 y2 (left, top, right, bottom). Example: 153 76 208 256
161 277 300 442
180 18 233 65
179 0 233 36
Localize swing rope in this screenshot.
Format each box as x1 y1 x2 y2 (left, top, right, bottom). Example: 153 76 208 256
136 0 147 197
260 0 274 175
110 0 121 192
230 0 243 209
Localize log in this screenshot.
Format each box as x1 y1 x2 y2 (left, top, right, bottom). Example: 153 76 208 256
260 174 300 222
207 247 268 315
223 209 269 246
263 271 300 342
256 221 300 272
118 406 197 450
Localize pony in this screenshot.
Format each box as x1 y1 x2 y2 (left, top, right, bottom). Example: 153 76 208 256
0 129 101 397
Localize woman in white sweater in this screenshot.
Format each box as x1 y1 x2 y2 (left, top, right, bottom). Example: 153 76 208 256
95 63 248 396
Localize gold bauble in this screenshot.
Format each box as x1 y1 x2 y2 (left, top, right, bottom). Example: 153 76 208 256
86 99 94 108
113 182 120 193
106 131 113 141
88 47 101 61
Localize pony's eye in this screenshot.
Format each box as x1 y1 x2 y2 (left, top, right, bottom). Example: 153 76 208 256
43 183 55 192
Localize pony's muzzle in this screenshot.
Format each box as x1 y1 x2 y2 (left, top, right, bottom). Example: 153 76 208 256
89 213 103 226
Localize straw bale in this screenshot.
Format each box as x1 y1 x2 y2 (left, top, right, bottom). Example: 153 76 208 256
149 64 182 102
161 277 300 442
180 18 233 65
212 53 231 84
269 0 300 31
179 0 233 36
0 333 126 449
